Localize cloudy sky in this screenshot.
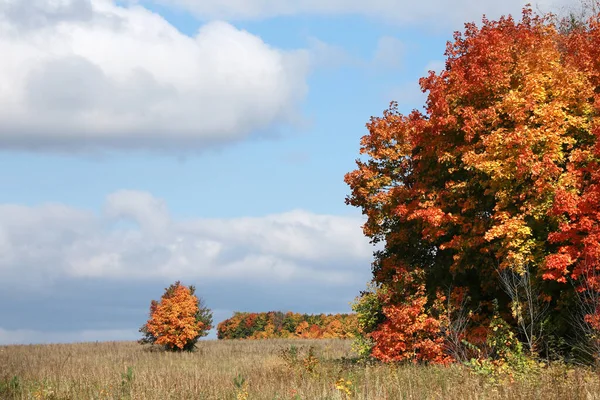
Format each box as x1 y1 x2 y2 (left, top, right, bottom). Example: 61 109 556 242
0 0 574 344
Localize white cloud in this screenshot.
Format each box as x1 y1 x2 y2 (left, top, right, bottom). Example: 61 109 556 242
0 190 374 286
138 0 571 26
0 191 376 344
105 190 170 234
0 0 310 151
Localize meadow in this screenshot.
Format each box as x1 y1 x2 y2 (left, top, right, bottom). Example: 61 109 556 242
1 339 600 400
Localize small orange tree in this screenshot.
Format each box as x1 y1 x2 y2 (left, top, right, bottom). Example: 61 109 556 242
139 281 213 351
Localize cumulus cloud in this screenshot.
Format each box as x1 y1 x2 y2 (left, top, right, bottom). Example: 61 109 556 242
138 0 571 26
0 190 373 286
0 0 310 151
0 190 376 344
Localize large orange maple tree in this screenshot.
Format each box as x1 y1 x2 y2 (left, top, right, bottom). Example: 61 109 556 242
345 8 600 363
139 281 213 351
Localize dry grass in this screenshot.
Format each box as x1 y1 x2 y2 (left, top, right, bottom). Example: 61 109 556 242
1 339 600 399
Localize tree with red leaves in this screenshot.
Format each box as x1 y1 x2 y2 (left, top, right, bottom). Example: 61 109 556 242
346 7 600 363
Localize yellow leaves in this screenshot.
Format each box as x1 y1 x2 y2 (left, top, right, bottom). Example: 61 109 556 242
501 90 526 118
438 151 455 164
510 301 525 323
334 378 354 397
346 6 600 363
233 375 249 400
484 215 535 272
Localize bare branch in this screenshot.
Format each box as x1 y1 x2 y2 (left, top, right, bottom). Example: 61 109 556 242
496 263 549 356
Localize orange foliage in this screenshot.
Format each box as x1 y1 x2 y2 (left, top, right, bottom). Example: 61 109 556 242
370 287 452 364
217 311 358 340
345 8 600 362
139 281 212 351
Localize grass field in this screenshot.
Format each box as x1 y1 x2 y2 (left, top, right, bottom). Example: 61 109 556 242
1 338 600 399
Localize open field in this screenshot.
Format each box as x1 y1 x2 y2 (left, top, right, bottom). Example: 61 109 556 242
1 339 600 399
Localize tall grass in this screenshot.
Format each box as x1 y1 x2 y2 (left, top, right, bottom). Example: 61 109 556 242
1 339 599 399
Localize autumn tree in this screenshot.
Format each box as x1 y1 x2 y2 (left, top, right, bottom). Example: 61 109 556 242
216 311 357 339
139 281 213 351
345 7 600 363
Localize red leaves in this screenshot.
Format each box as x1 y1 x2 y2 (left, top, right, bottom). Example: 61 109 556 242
345 6 600 363
370 293 451 364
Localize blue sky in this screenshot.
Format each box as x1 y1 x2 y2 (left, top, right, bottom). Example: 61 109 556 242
0 0 572 344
